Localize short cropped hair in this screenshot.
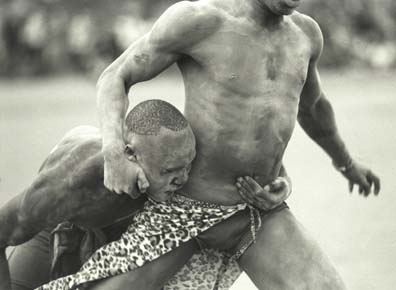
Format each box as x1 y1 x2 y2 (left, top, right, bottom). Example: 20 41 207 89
124 99 188 136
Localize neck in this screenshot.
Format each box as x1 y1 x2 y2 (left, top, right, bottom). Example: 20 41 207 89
246 0 284 28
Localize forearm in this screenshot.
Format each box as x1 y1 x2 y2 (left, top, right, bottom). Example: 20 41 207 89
97 69 130 154
278 163 288 178
298 95 351 166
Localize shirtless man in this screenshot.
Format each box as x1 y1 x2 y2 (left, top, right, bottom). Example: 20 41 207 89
97 0 381 289
0 100 199 290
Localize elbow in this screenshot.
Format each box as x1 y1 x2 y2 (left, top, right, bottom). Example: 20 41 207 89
96 65 117 89
297 106 313 125
0 206 34 248
96 65 134 97
5 216 31 247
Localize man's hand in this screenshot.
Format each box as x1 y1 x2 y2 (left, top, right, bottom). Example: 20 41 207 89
341 162 380 197
236 176 292 210
103 145 149 198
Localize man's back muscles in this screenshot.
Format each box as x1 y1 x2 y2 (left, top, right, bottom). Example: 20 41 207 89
0 126 142 248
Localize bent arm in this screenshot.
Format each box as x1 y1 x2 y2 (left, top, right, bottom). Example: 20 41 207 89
0 161 77 289
0 194 41 290
97 1 218 193
97 33 180 153
97 1 214 152
297 22 351 167
298 72 351 167
297 19 381 195
97 30 181 194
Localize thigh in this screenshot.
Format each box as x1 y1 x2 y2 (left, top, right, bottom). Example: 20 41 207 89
8 229 51 290
239 209 346 290
88 239 198 290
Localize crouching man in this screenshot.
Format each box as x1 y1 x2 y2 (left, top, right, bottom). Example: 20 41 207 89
1 99 291 290
0 99 198 290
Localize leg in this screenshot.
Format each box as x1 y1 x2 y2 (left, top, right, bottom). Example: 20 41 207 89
87 239 198 290
7 229 51 290
239 209 346 290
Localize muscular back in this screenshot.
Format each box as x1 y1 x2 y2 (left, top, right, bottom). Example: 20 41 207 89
0 126 145 248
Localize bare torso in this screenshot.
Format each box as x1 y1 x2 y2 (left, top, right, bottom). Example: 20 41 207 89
178 1 312 204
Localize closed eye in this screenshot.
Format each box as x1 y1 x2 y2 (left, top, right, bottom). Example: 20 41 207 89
162 167 182 174
162 164 191 175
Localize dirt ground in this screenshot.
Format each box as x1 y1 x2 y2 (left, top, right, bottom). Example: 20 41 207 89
1 68 395 290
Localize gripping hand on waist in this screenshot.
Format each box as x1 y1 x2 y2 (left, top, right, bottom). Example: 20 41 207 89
236 176 291 210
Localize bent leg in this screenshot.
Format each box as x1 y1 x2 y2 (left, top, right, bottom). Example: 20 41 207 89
239 209 346 290
88 240 198 290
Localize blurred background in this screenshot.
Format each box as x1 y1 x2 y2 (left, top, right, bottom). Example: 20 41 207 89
1 0 396 77
0 0 395 289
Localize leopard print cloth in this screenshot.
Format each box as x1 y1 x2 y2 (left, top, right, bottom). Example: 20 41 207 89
36 194 248 290
165 249 242 290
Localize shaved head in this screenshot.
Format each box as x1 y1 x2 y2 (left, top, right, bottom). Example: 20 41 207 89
124 99 188 137
122 100 195 199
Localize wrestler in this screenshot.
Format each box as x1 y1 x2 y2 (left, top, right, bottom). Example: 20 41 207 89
0 99 198 290
97 0 381 289
4 110 291 290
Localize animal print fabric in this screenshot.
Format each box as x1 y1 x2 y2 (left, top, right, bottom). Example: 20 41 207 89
35 194 247 290
165 249 242 290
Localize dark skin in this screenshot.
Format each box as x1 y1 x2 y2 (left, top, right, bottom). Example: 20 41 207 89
1 125 288 290
0 128 142 290
0 125 197 290
97 0 380 289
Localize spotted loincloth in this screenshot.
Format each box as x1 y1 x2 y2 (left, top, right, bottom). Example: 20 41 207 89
35 194 260 290
165 248 242 290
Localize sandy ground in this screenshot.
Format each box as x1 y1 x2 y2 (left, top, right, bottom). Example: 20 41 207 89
0 68 395 290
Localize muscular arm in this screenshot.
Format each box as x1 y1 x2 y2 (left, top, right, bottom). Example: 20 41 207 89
0 129 136 289
0 196 24 290
97 1 218 194
298 18 380 195
0 181 51 290
297 20 351 167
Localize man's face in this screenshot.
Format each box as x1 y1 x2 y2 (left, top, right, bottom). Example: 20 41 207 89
133 127 196 202
260 0 301 15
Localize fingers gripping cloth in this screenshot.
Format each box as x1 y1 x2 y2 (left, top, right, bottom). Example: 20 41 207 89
230 205 262 261
36 194 263 290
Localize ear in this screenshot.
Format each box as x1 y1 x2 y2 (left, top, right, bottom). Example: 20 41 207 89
124 144 137 162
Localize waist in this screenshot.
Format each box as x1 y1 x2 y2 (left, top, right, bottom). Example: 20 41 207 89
180 180 241 205
152 193 246 211
182 164 282 205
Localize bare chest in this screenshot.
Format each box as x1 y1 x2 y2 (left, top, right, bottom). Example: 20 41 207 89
186 22 311 97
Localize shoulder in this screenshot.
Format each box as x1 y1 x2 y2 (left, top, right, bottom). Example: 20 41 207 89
41 126 103 178
290 12 323 60
149 1 222 51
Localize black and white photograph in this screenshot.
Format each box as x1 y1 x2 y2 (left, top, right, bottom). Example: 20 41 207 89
0 0 395 289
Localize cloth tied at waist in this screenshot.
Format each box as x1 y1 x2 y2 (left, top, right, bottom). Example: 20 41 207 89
40 194 262 290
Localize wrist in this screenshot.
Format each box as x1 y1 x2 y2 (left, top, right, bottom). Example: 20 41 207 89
332 157 354 173
102 140 125 161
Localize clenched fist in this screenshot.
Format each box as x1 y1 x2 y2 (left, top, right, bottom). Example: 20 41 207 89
103 144 149 198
